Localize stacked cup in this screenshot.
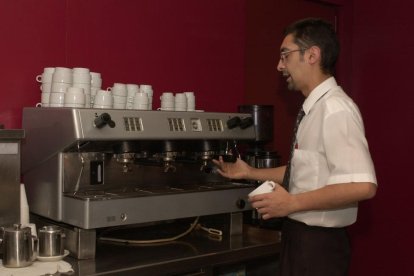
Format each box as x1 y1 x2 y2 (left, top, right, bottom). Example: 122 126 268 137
93 89 113 109
36 67 55 107
159 92 175 111
126 84 139 109
174 93 187 111
184 92 196 111
110 83 127 109
65 87 86 108
50 67 72 107
133 92 149 110
90 72 102 108
140 84 153 110
72 68 90 108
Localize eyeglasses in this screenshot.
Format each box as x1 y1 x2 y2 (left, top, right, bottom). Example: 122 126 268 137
280 48 307 63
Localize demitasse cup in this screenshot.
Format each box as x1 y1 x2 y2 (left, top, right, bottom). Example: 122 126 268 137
51 82 71 93
248 180 276 197
93 89 113 108
110 83 127 97
73 69 91 84
52 67 73 84
49 92 65 106
36 67 55 83
65 87 85 107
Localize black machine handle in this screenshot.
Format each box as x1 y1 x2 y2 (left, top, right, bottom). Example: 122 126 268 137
226 116 241 129
94 113 115 128
239 117 254 129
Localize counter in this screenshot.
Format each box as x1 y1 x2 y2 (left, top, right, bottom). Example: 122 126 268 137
63 224 281 275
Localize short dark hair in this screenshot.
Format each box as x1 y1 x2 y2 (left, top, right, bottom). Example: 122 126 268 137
284 18 339 75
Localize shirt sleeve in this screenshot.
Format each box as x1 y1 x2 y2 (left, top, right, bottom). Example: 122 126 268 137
322 99 377 185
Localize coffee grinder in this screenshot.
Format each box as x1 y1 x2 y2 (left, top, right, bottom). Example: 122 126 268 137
238 105 282 229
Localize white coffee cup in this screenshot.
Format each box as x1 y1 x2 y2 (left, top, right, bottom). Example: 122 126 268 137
248 180 277 197
90 72 102 88
73 68 91 84
73 82 91 95
110 83 127 97
51 82 71 93
52 67 73 83
93 89 113 108
36 67 55 83
49 92 66 107
65 87 85 107
40 83 52 93
113 95 127 104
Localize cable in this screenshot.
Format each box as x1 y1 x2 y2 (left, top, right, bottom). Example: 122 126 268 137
98 217 200 244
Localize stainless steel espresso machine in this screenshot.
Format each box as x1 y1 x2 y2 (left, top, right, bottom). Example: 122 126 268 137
21 107 256 258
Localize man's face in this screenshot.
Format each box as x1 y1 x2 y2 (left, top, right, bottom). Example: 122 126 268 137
277 34 307 91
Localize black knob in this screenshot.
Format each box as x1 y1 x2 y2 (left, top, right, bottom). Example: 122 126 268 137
239 117 254 129
236 198 246 209
227 116 241 129
94 113 115 129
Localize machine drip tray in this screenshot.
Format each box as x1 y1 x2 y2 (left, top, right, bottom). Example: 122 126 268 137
67 181 253 201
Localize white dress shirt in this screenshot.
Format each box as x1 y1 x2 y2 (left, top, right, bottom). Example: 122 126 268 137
288 77 377 227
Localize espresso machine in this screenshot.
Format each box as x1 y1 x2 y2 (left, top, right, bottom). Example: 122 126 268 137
21 107 256 258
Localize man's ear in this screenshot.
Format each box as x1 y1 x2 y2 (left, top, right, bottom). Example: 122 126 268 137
308 45 321 65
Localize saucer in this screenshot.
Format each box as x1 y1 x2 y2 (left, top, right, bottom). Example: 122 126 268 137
37 249 69 262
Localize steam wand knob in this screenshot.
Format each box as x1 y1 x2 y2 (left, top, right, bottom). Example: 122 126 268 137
94 113 116 128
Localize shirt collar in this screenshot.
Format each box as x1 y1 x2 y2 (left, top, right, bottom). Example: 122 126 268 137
302 77 338 115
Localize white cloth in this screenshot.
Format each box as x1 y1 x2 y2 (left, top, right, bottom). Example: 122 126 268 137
289 77 377 227
0 260 74 276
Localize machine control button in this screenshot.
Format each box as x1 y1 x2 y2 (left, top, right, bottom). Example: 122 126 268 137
120 213 127 221
236 198 246 209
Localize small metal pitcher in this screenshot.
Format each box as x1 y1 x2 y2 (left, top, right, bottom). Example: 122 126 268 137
38 225 65 257
0 224 38 268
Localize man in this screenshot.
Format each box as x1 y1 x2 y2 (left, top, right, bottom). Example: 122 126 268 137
213 18 377 275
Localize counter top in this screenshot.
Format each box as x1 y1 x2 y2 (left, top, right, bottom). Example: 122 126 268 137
63 224 281 275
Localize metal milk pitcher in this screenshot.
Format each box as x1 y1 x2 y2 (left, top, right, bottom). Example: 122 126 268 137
0 224 38 268
38 225 65 257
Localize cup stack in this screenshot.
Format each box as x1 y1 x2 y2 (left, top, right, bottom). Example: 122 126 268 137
36 67 55 107
50 67 72 107
126 84 139 109
159 92 175 111
72 68 91 107
110 83 127 109
174 93 187 111
90 72 102 108
184 92 196 111
133 92 149 110
140 84 153 110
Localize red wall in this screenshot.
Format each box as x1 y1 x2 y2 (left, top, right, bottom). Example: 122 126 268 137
347 0 414 275
0 0 246 129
